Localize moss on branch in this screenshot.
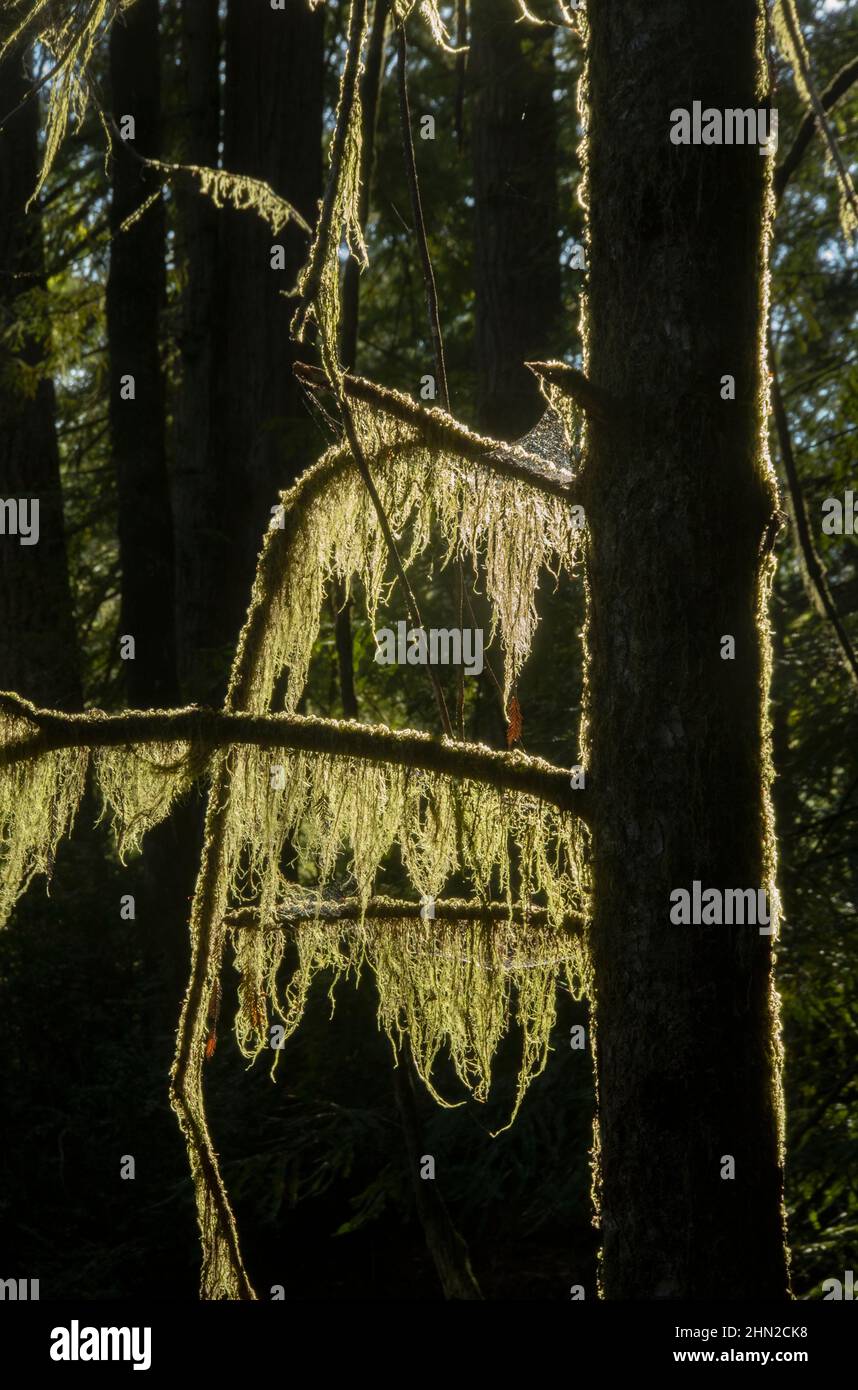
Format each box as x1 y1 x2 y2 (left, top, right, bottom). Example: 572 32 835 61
294 361 579 499
0 693 590 821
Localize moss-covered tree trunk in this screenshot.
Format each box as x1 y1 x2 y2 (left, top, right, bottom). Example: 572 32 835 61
583 1 790 1298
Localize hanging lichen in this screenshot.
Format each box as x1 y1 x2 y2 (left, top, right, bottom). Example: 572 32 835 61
233 394 583 717
0 695 218 919
121 159 312 240
93 738 208 860
0 702 88 928
219 741 586 931
230 896 589 1129
291 0 369 367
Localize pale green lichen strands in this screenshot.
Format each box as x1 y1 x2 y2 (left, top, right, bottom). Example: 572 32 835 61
220 744 586 926
291 0 369 369
232 401 582 718
138 159 312 239
393 1 462 53
93 739 208 860
231 905 587 1128
0 0 129 206
0 705 88 928
0 702 210 922
222 748 588 1121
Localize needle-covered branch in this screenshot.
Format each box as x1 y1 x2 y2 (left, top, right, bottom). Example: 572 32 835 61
0 693 591 820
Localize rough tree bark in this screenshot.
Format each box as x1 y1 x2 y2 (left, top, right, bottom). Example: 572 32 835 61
0 49 81 711
584 1 790 1298
470 0 561 439
107 0 179 707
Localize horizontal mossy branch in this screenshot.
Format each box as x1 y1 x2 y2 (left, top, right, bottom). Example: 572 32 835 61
225 896 585 932
293 361 579 500
0 694 591 822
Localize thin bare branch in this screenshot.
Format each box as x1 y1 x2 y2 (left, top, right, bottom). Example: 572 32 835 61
526 359 625 427
396 18 449 410
775 54 858 203
771 371 858 692
337 389 456 736
775 4 858 229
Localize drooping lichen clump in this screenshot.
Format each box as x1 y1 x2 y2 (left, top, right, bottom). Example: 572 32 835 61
230 895 588 1127
0 698 212 923
0 704 89 928
234 397 583 717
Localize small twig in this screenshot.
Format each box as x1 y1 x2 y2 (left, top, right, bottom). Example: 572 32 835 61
453 0 467 151
771 369 858 692
525 359 623 426
396 20 449 412
775 53 858 203
776 4 858 227
225 895 583 932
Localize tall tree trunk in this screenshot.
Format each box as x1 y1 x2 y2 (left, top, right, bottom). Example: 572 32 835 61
0 50 81 711
584 1 790 1298
107 0 178 708
470 0 560 440
173 0 221 704
108 2 193 1006
208 0 324 694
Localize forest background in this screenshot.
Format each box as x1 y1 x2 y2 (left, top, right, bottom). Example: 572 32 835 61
0 0 856 1299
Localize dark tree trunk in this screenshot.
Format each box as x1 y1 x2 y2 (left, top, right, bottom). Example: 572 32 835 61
469 0 560 439
0 50 81 710
108 2 194 1007
208 0 325 693
584 1 790 1298
107 0 178 708
173 0 222 704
